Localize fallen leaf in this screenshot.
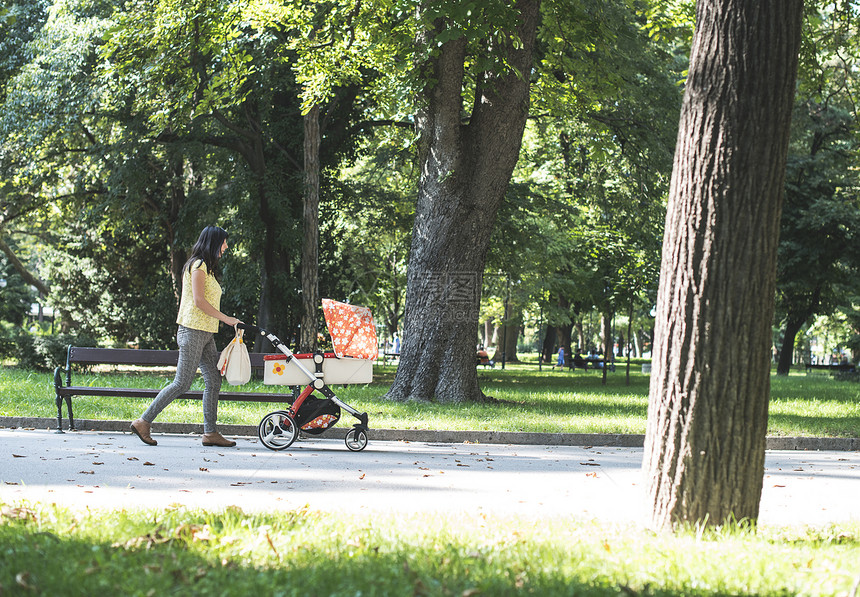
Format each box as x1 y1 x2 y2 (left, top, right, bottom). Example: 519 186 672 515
79 471 95 475
199 468 209 472
580 462 601 466
12 454 26 458
143 462 155 466
2 506 36 520
359 474 366 480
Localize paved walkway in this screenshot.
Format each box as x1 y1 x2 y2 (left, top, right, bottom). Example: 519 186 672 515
1 427 858 527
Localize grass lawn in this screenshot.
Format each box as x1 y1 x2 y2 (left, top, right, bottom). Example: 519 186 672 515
1 504 859 596
1 361 858 437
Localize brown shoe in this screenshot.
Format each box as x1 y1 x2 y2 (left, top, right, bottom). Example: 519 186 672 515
202 432 236 447
130 419 157 446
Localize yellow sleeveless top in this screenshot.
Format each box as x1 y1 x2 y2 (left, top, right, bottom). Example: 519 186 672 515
176 260 221 333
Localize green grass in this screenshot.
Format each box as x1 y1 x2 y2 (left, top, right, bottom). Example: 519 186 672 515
2 362 859 436
1 503 858 596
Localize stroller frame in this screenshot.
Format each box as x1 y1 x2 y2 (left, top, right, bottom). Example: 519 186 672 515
239 323 370 452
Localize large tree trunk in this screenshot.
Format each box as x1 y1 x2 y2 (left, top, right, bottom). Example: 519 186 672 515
254 181 292 353
776 316 805 375
601 310 612 384
776 313 808 375
643 0 803 530
300 105 321 353
385 0 540 402
776 287 821 375
541 323 555 364
492 303 521 364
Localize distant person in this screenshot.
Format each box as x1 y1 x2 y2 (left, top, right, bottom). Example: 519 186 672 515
556 347 565 368
477 346 494 368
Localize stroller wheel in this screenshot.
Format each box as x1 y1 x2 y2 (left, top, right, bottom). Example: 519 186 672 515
258 411 298 451
344 427 368 452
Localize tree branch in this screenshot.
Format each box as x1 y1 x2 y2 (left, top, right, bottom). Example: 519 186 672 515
0 234 50 295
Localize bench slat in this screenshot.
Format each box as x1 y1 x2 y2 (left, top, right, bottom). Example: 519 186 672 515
68 347 268 368
56 386 288 403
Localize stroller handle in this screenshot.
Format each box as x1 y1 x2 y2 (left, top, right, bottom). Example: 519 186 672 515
236 322 263 336
236 321 290 354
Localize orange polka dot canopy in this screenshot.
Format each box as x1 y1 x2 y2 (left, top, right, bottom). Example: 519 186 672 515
322 299 378 360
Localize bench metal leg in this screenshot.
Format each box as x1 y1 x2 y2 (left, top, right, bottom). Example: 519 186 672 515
55 394 65 434
66 396 76 431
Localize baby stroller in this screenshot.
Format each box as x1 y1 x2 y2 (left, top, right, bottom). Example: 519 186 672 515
238 299 375 452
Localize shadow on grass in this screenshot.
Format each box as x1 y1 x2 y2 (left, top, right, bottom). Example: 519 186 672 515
0 526 638 596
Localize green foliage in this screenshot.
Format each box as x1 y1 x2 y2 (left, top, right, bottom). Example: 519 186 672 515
0 323 30 363
40 224 180 348
326 133 416 335
776 82 860 347
0 325 97 370
0 252 35 325
32 331 98 369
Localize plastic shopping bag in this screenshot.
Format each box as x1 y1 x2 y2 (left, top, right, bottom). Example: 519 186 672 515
217 326 251 385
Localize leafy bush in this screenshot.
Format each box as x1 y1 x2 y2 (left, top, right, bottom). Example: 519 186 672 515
0 326 98 370
34 333 99 370
0 324 39 368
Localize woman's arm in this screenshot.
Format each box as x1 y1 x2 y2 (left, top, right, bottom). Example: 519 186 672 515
191 268 240 327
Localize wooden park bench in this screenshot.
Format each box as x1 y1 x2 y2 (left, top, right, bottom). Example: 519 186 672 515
804 362 855 375
53 346 294 432
381 352 400 365
569 357 616 372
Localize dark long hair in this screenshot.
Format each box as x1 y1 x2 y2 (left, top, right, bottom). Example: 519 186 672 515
183 226 228 281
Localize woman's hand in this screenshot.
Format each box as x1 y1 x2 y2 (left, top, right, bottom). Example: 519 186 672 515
223 316 241 327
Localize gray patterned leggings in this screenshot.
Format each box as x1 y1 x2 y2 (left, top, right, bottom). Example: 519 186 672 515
141 325 222 433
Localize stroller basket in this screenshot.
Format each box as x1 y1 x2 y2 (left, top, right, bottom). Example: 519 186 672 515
263 353 372 385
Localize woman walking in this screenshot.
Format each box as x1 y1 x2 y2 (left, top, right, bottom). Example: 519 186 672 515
130 225 241 447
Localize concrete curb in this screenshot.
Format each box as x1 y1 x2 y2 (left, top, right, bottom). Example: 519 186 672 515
2 416 858 451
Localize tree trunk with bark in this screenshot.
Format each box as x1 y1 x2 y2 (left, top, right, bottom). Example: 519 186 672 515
643 0 803 530
601 310 612 384
776 286 821 375
385 0 540 402
492 303 521 364
541 324 555 364
777 316 805 374
300 105 321 353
